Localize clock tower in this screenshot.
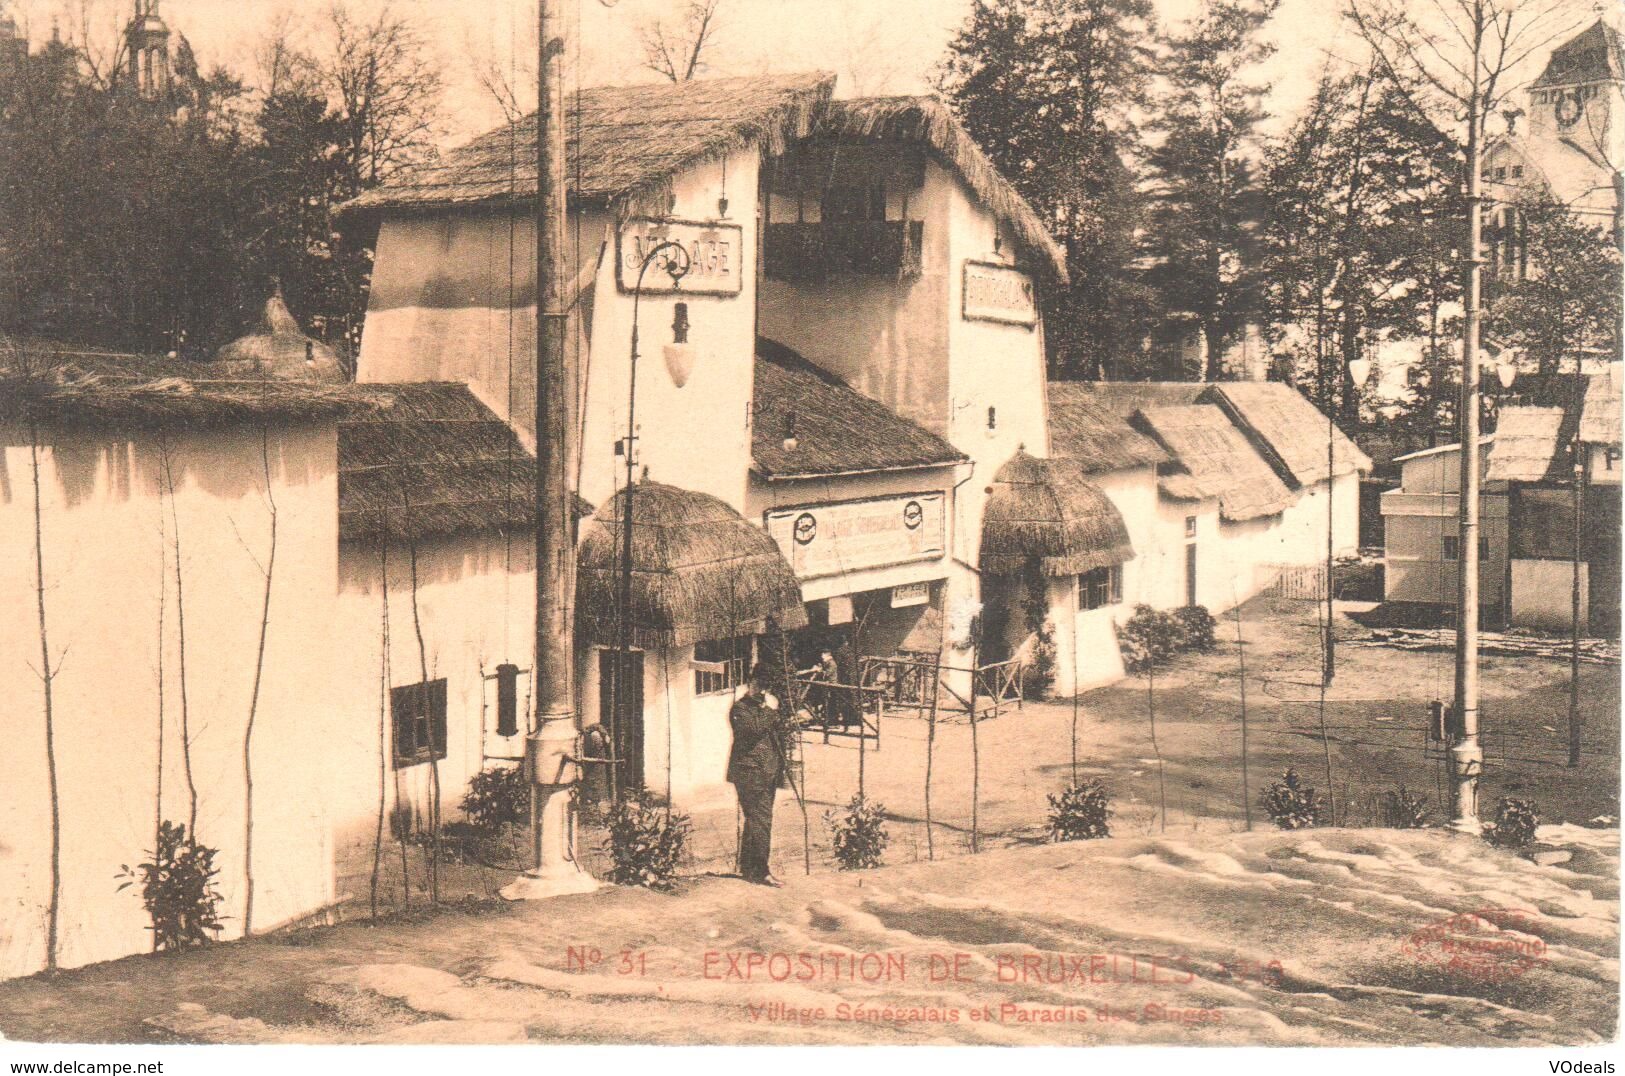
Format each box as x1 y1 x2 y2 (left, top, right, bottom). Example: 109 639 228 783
1518 17 1624 224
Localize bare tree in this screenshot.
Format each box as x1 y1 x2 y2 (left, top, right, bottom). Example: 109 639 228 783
311 2 445 193
640 0 723 83
253 9 318 100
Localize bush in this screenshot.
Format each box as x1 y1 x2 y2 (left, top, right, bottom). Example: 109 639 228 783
1173 605 1218 652
1381 786 1430 829
1485 797 1539 849
116 821 224 952
460 765 530 832
1024 619 1058 698
603 793 692 891
1047 779 1112 842
1260 769 1323 830
1117 605 1180 673
825 795 889 870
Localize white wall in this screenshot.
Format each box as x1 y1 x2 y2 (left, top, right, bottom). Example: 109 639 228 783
0 424 339 980
328 536 536 889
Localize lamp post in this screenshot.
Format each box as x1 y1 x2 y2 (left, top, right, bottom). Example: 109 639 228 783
609 239 692 801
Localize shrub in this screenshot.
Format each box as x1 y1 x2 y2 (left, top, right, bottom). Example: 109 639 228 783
1485 797 1539 849
460 765 530 832
1381 786 1430 829
1173 605 1218 652
1024 619 1058 698
1047 779 1112 842
116 821 224 952
1260 769 1323 830
825 795 889 870
603 793 692 891
1118 604 1182 674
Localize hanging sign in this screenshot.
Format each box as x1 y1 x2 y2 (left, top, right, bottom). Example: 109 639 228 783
617 217 744 296
962 260 1037 326
765 493 946 580
890 581 931 608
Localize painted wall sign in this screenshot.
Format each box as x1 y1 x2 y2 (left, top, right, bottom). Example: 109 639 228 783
617 218 744 296
962 260 1038 326
765 492 946 580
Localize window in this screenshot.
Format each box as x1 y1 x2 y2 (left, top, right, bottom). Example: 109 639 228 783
1184 515 1198 539
1511 165 1524 178
1078 565 1123 611
1442 535 1490 561
693 636 752 696
392 679 448 769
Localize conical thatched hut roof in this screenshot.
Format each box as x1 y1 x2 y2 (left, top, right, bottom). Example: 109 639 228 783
576 482 807 650
980 451 1135 577
215 288 346 383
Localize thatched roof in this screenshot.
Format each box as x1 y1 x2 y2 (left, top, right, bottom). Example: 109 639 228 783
1208 382 1371 487
344 72 835 218
338 383 590 545
752 338 964 479
980 450 1135 577
343 76 1069 282
1488 405 1570 484
576 481 808 649
0 341 371 429
1135 405 1297 522
215 287 346 383
1580 365 1622 446
1063 381 1207 416
819 96 1068 281
1045 381 1170 474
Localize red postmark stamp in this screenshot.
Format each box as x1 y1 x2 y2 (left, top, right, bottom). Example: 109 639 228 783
1400 907 1549 982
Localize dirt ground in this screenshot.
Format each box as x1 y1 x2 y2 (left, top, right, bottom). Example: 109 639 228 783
0 824 1614 1046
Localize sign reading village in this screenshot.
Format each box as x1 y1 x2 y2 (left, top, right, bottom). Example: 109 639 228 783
618 218 744 296
962 261 1038 326
766 493 946 580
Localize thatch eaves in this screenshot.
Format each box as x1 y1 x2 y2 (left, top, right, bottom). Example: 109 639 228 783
0 342 373 429
343 72 836 218
1045 381 1170 474
576 481 808 649
338 382 590 546
819 96 1068 281
753 338 964 479
1135 405 1297 522
1487 405 1568 483
980 451 1135 577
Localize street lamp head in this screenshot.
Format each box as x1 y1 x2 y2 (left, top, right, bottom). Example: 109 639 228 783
1348 357 1373 387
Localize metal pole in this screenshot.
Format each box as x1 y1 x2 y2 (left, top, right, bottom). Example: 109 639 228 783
1569 357 1586 768
618 295 641 802
1450 15 1485 832
504 0 595 899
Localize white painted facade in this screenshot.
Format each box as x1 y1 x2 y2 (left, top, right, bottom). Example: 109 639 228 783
1381 440 1510 611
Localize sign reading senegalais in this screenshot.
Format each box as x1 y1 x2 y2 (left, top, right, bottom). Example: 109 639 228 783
617 217 744 296
765 493 946 580
962 260 1038 326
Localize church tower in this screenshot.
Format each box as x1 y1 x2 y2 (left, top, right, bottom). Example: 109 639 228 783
123 0 170 99
1525 16 1624 218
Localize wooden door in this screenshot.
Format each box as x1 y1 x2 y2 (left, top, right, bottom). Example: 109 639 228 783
599 649 645 792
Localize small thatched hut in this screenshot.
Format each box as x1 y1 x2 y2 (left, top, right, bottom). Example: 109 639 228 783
576 481 807 650
216 286 346 383
980 450 1135 576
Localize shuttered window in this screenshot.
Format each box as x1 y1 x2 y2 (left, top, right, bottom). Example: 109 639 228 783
392 679 448 768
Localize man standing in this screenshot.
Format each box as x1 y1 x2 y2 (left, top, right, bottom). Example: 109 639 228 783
727 664 786 887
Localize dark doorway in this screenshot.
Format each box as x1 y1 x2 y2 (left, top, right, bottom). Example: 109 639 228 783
1185 544 1198 607
599 649 645 792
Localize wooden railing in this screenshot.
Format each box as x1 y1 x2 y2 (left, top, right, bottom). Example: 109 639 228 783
791 671 883 748
859 653 1024 721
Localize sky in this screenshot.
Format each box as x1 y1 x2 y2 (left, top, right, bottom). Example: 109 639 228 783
9 0 1368 144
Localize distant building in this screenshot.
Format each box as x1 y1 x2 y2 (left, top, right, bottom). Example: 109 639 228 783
1484 17 1625 277
0 4 26 79
123 0 171 100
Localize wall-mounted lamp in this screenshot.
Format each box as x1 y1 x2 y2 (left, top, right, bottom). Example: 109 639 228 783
782 410 798 452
